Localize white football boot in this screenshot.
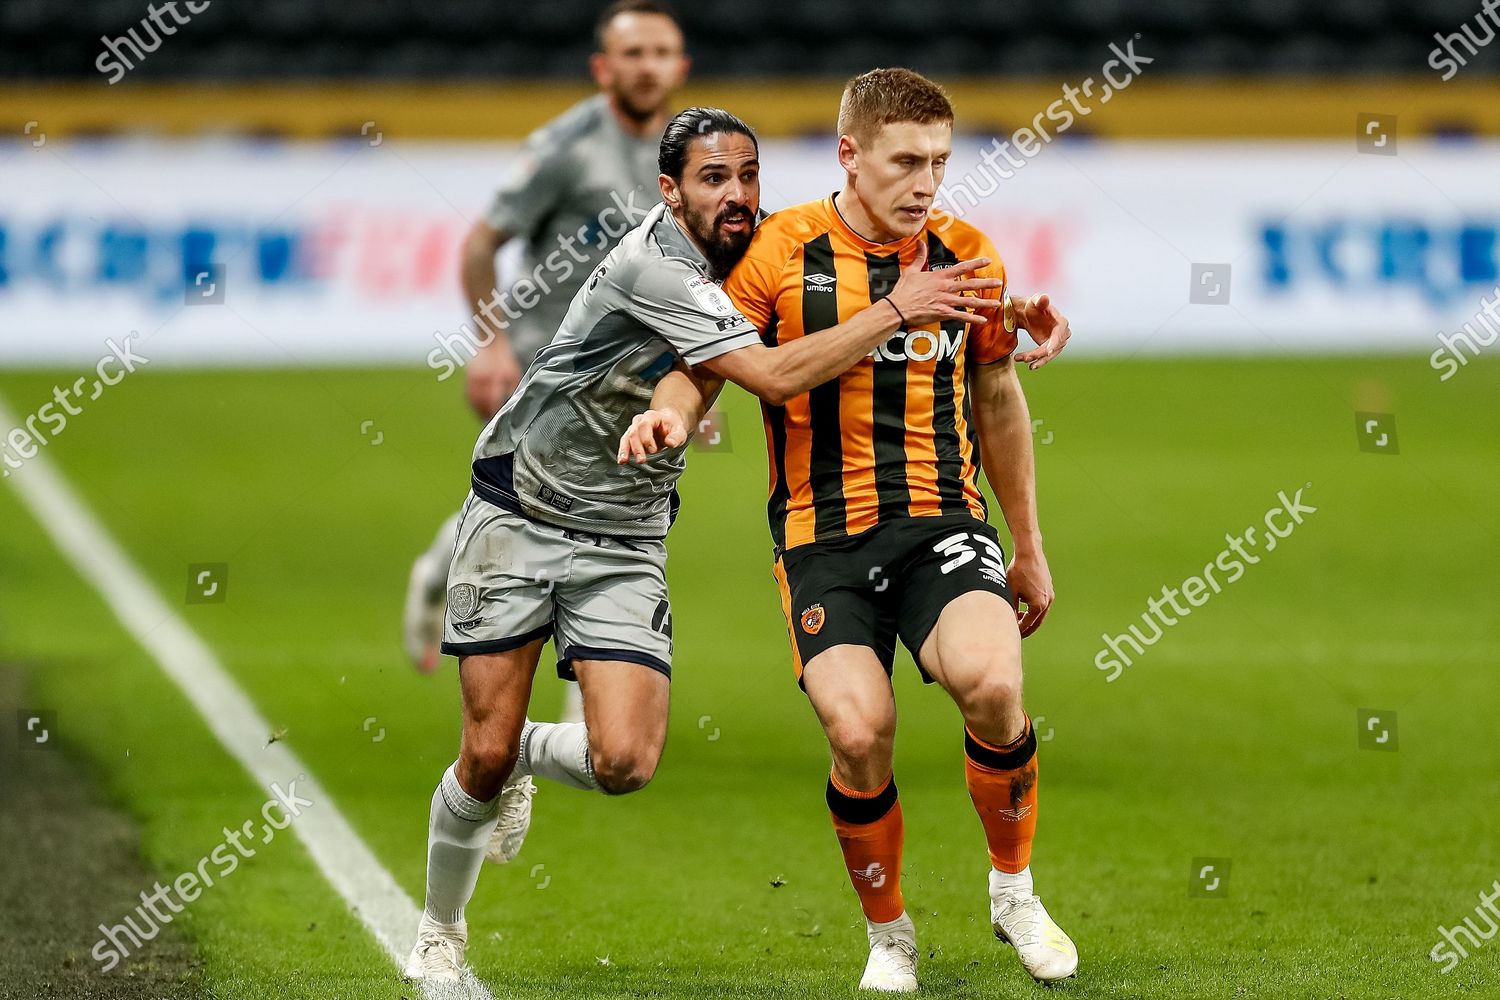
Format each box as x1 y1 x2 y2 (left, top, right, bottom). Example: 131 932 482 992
989 868 1078 982
484 772 537 865
401 546 447 674
404 913 467 983
859 911 919 993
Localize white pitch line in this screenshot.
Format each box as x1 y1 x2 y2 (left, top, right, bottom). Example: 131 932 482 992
0 395 491 1000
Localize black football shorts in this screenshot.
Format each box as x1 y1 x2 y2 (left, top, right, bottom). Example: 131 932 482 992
772 514 1015 687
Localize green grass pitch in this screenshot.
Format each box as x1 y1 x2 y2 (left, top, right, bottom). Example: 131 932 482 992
1 355 1497 999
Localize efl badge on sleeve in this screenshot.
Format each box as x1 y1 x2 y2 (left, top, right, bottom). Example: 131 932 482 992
683 274 736 316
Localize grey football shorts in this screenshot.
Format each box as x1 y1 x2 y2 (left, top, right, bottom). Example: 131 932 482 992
440 493 673 679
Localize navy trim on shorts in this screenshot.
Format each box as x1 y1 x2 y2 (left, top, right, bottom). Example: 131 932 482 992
441 622 553 657
557 645 672 681
472 453 678 540
471 453 528 518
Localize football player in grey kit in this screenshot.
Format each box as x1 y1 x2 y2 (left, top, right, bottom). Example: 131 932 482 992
404 107 1008 983
403 0 689 682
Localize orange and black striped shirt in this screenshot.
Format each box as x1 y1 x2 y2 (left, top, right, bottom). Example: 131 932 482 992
721 195 1017 552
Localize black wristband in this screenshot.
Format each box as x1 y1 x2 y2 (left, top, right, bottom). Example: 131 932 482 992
885 297 906 326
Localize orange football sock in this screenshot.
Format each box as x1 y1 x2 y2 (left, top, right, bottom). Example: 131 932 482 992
827 771 905 923
964 718 1039 874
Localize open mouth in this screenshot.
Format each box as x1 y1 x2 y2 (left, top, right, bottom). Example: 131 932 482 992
899 206 928 223
719 211 750 234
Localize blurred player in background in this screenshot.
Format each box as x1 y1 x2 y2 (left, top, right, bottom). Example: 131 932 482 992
402 0 690 727
621 70 1075 993
403 107 1005 984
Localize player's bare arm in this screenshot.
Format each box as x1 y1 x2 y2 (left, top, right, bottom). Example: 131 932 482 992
618 246 1003 462
970 353 1053 636
699 240 1002 405
460 219 522 416
618 362 724 464
460 219 523 419
1010 292 1073 370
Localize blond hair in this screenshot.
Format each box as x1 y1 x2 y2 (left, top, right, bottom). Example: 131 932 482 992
836 68 954 145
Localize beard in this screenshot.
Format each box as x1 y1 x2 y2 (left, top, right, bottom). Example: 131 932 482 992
611 82 664 124
685 203 754 280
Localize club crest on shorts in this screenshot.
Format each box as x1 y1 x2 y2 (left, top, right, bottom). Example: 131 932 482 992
800 603 825 635
448 583 479 621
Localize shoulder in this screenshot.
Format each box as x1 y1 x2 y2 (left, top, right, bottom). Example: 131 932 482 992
750 200 832 255
522 95 609 161
735 200 831 275
612 211 702 292
925 216 1007 296
925 214 1001 264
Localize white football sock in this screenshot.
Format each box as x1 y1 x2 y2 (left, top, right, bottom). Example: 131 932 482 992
990 865 1034 896
867 910 913 939
559 682 585 724
423 763 498 925
517 720 598 791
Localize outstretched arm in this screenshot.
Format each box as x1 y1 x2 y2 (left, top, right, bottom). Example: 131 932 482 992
970 354 1053 636
460 220 522 419
618 363 725 465
702 240 1002 406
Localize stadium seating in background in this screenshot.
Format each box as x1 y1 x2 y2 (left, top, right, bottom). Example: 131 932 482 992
5 0 1500 80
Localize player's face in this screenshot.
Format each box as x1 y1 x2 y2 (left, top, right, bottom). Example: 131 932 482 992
665 133 761 278
594 13 689 122
844 121 952 241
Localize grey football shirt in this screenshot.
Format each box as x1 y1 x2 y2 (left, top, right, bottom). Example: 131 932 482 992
485 94 662 365
469 202 761 538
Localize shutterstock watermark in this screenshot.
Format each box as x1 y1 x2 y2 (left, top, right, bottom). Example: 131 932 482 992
931 37 1152 229
1095 486 1318 681
91 778 312 972
426 188 654 380
96 2 213 85
1428 0 1500 81
1430 285 1500 380
1429 879 1500 973
2 334 149 479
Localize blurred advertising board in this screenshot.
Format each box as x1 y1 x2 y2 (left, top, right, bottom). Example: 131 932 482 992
2 138 1496 365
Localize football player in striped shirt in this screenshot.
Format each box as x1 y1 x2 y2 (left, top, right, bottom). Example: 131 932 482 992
405 106 1010 984
620 70 1076 992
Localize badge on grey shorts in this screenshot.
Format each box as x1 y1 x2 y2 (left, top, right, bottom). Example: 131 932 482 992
448 583 479 621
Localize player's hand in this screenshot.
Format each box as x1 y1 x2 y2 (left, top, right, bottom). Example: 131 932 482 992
617 408 690 465
1011 293 1071 370
466 341 523 420
1007 547 1054 638
886 240 1006 327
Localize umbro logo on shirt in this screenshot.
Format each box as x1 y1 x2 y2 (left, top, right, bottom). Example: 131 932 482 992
804 273 836 292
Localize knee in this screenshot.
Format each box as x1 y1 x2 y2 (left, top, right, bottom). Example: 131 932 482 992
826 714 895 772
462 736 519 799
960 669 1024 727
590 741 660 795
